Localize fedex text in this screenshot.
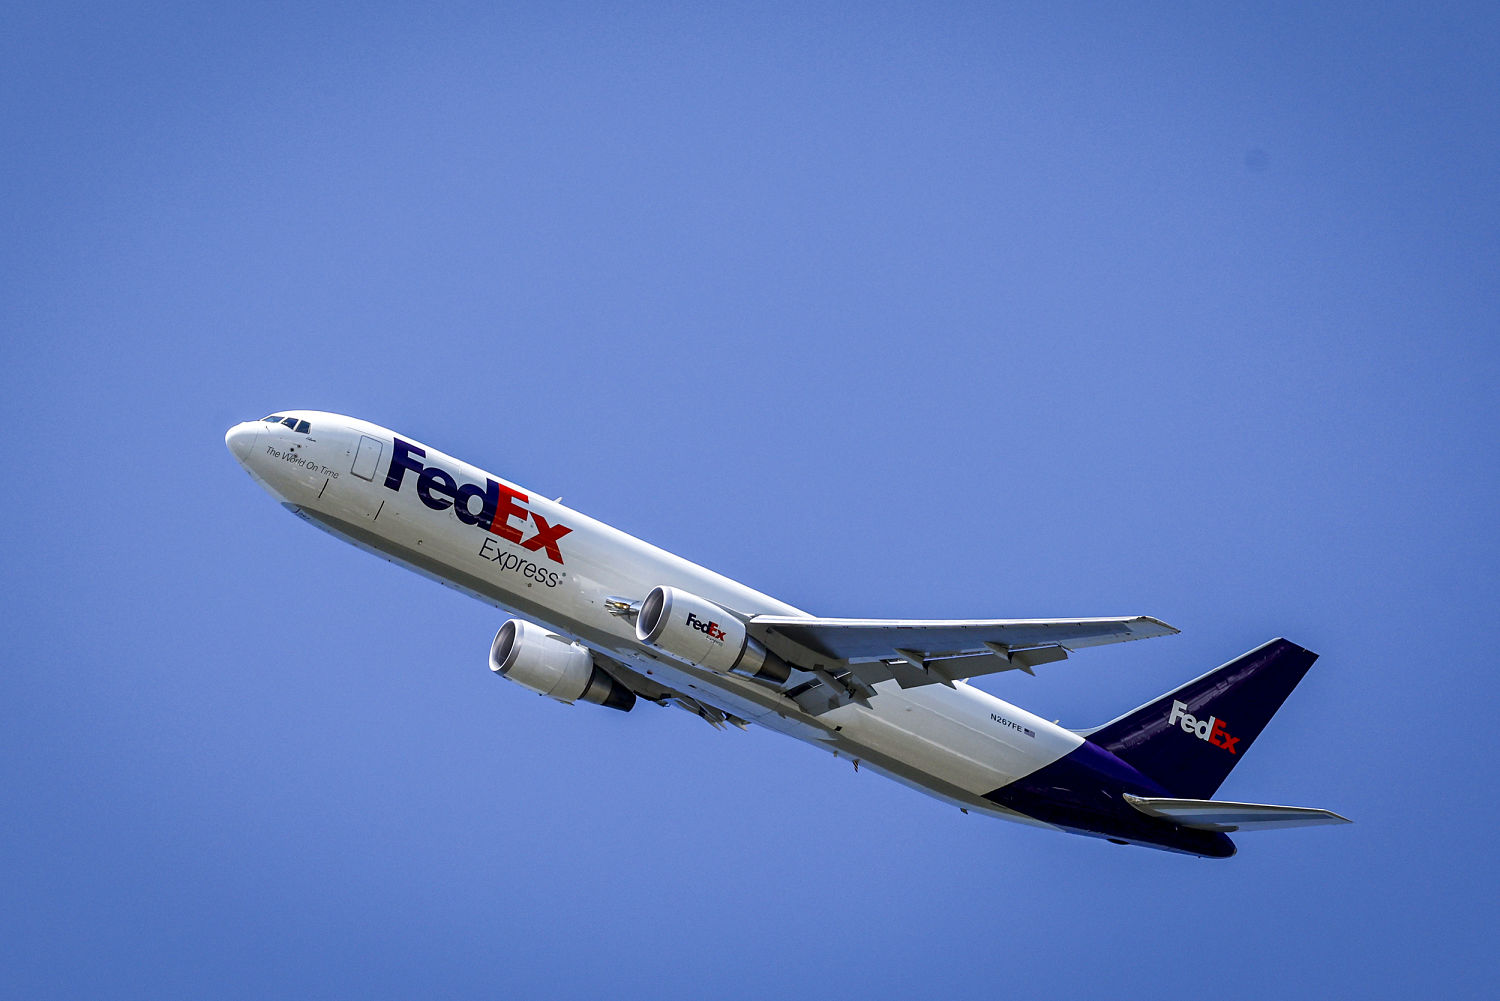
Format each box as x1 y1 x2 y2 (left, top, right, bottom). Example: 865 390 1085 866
385 438 572 565
1168 700 1239 754
686 612 727 642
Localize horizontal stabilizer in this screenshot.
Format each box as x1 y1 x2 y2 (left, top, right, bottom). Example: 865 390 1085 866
1123 794 1352 832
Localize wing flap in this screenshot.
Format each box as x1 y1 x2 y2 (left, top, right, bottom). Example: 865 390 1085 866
749 615 1177 692
1123 794 1352 832
752 615 1176 662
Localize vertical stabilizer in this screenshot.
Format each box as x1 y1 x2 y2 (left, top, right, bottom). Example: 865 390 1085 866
1082 639 1318 799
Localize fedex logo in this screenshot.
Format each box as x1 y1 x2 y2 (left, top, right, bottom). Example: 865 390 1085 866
384 438 572 565
1168 700 1239 754
686 612 726 642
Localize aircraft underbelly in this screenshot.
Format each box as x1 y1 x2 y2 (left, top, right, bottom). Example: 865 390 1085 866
820 683 1078 793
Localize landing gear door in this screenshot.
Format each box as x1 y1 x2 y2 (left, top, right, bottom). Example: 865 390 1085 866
351 435 383 481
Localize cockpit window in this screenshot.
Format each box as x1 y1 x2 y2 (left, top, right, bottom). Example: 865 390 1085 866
260 414 311 433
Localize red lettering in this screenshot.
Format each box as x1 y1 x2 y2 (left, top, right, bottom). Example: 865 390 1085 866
488 484 529 543
1210 718 1238 754
521 512 573 565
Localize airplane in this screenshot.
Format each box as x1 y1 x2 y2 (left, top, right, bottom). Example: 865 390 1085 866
226 411 1350 858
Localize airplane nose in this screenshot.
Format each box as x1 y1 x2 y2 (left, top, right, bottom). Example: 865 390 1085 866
225 422 259 463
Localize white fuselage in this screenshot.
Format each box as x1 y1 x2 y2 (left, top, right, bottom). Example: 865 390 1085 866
227 411 1085 826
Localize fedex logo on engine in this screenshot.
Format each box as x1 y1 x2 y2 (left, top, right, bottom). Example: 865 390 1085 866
1168 700 1239 754
384 438 572 565
686 612 727 642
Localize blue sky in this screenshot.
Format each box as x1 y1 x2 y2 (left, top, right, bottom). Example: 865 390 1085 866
3 3 1496 998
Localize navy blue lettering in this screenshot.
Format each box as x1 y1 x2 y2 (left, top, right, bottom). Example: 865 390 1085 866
417 466 457 510
455 478 499 527
686 612 726 641
384 438 426 491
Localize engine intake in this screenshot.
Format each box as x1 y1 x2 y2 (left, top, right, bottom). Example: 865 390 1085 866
490 619 635 711
635 586 790 684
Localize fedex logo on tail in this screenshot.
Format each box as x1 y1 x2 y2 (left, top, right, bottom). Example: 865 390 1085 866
1169 700 1239 754
384 438 572 565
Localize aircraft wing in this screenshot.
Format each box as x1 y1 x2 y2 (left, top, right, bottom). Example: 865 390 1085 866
748 614 1178 693
1123 795 1352 832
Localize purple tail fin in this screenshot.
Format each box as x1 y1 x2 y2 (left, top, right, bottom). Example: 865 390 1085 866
1083 639 1318 799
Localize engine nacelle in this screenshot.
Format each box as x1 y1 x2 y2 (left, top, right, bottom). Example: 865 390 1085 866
489 619 635 711
634 586 790 684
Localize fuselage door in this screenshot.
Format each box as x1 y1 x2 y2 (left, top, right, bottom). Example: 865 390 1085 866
351 435 383 481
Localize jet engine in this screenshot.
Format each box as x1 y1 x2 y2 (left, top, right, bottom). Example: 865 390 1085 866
634 585 791 683
489 619 636 711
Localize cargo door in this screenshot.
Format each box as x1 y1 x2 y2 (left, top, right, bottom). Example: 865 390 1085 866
351 435 383 481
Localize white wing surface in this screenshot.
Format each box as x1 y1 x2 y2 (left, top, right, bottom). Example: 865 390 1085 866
749 615 1178 692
